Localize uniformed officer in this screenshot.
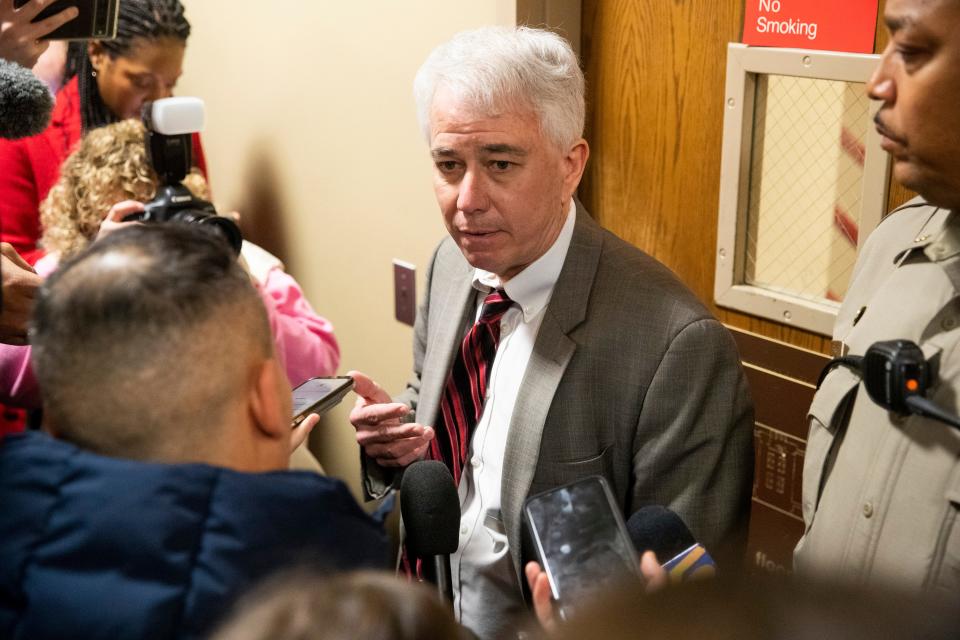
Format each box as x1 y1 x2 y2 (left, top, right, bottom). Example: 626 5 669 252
795 0 960 593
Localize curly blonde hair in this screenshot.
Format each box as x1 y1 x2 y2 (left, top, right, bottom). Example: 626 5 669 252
40 119 209 259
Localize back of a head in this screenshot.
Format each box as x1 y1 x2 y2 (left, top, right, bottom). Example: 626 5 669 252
549 574 960 640
413 26 584 149
30 224 272 461
211 570 467 640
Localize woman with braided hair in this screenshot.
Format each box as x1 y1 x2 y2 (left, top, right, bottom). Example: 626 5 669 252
0 0 203 264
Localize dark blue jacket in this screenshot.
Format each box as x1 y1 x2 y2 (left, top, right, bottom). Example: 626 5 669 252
0 432 390 639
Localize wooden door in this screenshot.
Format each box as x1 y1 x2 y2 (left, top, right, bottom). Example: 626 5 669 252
579 0 911 572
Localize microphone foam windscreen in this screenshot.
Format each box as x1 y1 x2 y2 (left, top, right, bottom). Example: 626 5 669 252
0 59 54 140
627 505 697 560
400 460 460 557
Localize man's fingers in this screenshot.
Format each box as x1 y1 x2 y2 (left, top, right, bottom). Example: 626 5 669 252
380 443 432 468
390 442 432 468
350 401 410 427
364 432 433 467
347 370 379 397
347 370 392 404
356 422 432 446
345 372 426 467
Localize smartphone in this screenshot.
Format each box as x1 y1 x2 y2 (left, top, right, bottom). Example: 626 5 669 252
291 376 354 427
13 0 120 41
523 476 639 621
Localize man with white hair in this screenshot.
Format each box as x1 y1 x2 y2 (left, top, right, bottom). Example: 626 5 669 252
349 27 754 637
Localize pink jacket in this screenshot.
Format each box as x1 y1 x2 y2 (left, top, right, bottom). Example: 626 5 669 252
0 243 338 408
259 265 340 386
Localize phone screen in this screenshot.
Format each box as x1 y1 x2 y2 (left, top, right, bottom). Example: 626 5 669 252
291 377 353 425
524 476 638 619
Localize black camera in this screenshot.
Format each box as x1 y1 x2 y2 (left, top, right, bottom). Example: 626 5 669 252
123 98 242 254
861 340 931 416
819 339 960 431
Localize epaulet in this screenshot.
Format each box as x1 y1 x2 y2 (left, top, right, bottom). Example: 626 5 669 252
878 195 935 227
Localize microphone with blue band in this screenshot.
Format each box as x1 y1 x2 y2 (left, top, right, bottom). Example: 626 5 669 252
627 505 716 584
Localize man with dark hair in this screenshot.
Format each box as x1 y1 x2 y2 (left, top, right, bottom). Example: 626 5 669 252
0 224 388 639
31 223 279 463
795 0 960 592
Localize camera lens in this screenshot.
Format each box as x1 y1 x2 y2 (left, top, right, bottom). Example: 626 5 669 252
202 216 243 254
169 210 243 255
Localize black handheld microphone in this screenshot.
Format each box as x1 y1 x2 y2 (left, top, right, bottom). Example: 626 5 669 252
627 506 716 584
0 59 54 140
400 460 460 604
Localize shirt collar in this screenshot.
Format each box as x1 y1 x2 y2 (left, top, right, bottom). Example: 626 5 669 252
472 200 577 322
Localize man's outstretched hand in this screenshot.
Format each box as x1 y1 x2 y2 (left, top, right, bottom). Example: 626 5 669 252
348 370 433 468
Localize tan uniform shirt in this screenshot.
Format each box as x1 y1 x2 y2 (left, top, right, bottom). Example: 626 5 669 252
795 198 960 592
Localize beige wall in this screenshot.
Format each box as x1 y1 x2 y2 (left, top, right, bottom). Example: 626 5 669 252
177 1 515 499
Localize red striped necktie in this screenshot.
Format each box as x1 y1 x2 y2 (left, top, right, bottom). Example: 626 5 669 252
430 288 515 484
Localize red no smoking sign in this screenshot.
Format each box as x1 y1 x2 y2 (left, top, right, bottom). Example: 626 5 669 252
743 0 878 53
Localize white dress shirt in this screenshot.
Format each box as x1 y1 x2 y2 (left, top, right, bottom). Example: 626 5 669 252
453 201 576 639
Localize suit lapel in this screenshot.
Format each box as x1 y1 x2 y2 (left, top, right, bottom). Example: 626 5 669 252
502 203 605 573
417 246 477 427
501 312 576 574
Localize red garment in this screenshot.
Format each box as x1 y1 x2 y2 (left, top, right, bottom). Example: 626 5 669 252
0 76 208 264
0 77 208 435
0 409 29 439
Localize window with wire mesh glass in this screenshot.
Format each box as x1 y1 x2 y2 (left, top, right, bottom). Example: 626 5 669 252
744 75 870 304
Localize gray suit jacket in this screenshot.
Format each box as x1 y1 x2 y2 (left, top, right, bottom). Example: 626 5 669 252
365 204 754 580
